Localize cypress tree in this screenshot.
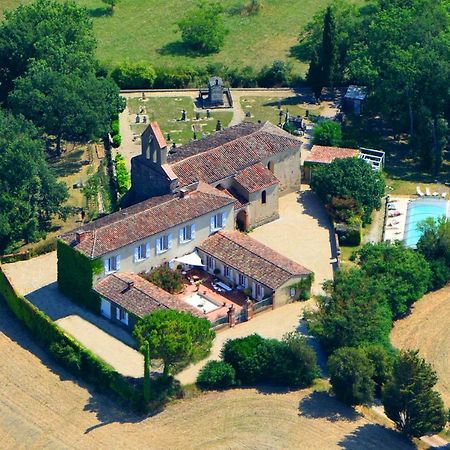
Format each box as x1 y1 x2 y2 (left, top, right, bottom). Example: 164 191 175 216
307 49 323 100
321 6 337 88
143 341 151 404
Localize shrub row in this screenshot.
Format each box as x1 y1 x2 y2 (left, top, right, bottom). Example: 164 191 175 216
197 333 319 390
110 60 303 90
114 153 130 196
0 268 143 409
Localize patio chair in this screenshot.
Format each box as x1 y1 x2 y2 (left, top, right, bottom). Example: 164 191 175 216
416 186 425 197
432 191 439 197
442 192 448 199
426 187 432 196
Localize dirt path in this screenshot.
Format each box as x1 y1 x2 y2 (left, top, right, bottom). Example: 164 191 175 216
0 303 414 449
391 285 450 406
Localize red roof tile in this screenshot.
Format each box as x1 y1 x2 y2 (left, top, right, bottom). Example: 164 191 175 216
94 272 204 318
60 185 234 258
170 122 300 187
198 230 312 290
150 121 167 148
304 145 359 164
233 163 278 193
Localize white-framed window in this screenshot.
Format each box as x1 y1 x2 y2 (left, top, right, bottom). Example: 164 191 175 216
206 255 215 271
238 273 247 287
116 307 129 325
156 233 172 254
104 255 120 274
224 265 233 279
290 287 296 298
179 223 195 244
210 212 226 232
256 283 263 299
134 242 150 262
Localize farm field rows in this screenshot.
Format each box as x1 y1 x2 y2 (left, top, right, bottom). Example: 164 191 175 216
391 286 450 407
0 301 415 450
1 0 364 72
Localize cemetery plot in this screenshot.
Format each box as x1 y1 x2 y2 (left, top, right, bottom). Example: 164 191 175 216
240 96 322 125
127 96 233 146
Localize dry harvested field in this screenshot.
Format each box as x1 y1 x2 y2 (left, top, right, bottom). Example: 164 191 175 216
0 302 415 450
391 285 450 406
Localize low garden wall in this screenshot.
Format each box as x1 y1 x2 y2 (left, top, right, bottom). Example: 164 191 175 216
0 267 144 410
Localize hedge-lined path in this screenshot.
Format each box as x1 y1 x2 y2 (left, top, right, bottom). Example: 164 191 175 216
2 252 144 378
0 302 414 449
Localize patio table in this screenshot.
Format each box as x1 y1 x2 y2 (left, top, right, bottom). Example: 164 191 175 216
216 281 232 292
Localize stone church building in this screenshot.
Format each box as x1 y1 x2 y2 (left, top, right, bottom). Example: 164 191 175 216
127 121 301 231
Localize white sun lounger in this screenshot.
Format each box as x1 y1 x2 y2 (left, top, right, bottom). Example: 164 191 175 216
442 192 448 199
416 186 424 197
426 187 431 196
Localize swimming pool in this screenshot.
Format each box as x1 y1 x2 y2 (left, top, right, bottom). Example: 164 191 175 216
403 198 449 247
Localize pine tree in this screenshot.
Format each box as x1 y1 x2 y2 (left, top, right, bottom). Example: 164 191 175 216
382 350 447 437
321 6 337 88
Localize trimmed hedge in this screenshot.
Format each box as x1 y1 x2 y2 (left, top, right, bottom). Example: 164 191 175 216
57 240 102 313
0 268 143 409
114 153 130 196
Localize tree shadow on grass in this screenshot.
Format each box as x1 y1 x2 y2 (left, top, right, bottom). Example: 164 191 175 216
158 41 212 58
338 423 415 450
88 7 112 18
298 391 360 422
0 300 145 431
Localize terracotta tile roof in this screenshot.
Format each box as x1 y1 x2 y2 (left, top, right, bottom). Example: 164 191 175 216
304 145 359 164
150 121 167 148
216 185 249 209
233 163 278 193
169 122 300 187
60 185 234 258
198 230 312 290
94 272 204 318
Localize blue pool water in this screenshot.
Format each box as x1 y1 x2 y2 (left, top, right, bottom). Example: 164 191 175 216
404 199 449 247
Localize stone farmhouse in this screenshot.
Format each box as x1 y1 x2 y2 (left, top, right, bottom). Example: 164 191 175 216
58 121 312 331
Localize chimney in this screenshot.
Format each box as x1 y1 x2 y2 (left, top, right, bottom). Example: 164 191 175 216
179 187 189 199
126 281 134 290
76 231 86 243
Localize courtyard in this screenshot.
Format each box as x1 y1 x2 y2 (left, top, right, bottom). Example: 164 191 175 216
250 187 337 295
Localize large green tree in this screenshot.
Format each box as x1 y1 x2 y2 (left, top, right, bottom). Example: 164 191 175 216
0 0 96 101
305 269 392 353
417 217 450 289
383 350 447 437
178 1 228 54
9 61 123 154
310 157 385 223
0 109 68 252
312 119 342 146
328 347 375 405
133 309 215 376
355 242 432 318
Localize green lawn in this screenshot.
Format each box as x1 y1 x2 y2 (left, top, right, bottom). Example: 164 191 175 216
128 96 233 145
240 95 322 124
1 0 363 72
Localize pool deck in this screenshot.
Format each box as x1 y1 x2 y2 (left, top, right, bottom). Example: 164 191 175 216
383 196 410 243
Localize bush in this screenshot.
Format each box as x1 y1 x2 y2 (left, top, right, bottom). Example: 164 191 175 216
111 118 119 136
141 266 183 294
112 134 122 148
363 344 395 397
328 347 375 405
221 334 276 384
177 1 228 54
111 60 156 89
114 152 130 196
336 218 362 246
197 361 237 390
258 60 292 87
49 341 82 373
272 332 319 387
312 119 342 146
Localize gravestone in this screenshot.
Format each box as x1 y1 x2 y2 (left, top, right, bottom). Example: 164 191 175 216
181 109 187 121
206 109 211 118
195 111 200 120
216 120 222 131
136 114 141 123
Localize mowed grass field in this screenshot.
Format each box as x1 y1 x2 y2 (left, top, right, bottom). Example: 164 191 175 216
0 300 414 449
391 285 450 407
1 0 363 72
